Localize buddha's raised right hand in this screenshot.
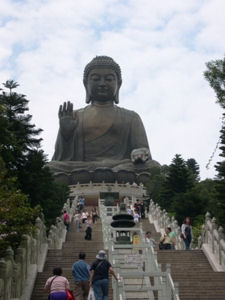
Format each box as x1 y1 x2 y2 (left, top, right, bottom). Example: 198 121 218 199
58 101 77 138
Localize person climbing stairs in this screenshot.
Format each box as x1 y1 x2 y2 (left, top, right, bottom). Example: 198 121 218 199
31 208 113 300
141 217 225 300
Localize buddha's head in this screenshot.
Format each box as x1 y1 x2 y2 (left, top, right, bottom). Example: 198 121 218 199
83 56 122 104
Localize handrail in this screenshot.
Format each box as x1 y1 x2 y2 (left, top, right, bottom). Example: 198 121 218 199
148 200 185 250
198 212 225 271
98 199 180 300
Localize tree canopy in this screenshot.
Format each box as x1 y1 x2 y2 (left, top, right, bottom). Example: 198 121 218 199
0 81 69 255
204 56 225 228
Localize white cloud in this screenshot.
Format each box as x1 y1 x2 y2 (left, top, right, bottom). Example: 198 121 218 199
0 0 225 179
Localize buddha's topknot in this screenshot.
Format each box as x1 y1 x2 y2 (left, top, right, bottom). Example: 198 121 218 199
83 56 122 86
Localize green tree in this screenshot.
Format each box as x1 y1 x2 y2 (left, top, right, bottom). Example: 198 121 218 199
204 56 225 227
0 80 42 175
19 149 69 227
168 154 195 193
171 181 215 225
204 56 225 109
158 154 195 210
214 119 225 227
0 155 40 256
146 165 168 202
0 81 69 228
186 158 200 181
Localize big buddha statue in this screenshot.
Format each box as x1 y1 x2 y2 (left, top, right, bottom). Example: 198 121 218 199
48 56 159 184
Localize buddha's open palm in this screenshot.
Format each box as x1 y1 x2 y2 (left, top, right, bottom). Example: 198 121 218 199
58 101 76 134
58 101 74 118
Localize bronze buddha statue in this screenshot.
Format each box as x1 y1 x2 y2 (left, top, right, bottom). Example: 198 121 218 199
48 56 159 184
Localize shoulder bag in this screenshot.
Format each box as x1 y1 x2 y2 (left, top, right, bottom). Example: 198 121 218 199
48 276 57 300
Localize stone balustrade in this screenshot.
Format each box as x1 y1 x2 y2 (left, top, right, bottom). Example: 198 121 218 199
70 181 147 200
0 197 77 300
149 200 225 271
148 200 185 250
99 200 180 300
198 212 225 271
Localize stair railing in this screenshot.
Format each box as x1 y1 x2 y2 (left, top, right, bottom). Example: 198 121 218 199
198 212 225 271
98 199 180 300
71 181 147 199
148 200 185 250
0 196 78 300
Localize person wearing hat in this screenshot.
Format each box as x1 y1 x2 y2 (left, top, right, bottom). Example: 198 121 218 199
89 250 118 300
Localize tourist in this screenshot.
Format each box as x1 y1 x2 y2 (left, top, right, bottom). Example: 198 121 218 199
140 201 145 219
79 195 85 210
127 206 132 215
159 228 173 250
44 267 69 300
72 252 90 300
77 201 82 212
181 217 193 250
145 231 156 248
74 210 81 232
133 210 140 223
85 216 92 240
90 250 118 300
134 199 140 213
63 210 70 232
169 228 176 250
91 207 98 224
81 210 88 224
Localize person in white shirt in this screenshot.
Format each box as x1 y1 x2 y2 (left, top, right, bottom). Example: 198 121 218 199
145 231 156 248
133 210 140 223
74 210 81 232
127 206 132 215
81 211 88 224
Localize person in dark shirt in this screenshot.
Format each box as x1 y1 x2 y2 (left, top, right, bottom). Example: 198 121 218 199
140 201 145 219
90 250 118 300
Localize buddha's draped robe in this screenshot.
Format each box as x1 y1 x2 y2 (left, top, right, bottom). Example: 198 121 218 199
52 104 152 163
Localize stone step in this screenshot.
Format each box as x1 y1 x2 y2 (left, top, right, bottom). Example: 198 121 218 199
143 219 225 300
31 206 113 300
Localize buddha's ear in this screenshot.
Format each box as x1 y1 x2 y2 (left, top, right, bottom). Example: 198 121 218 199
114 84 121 104
85 91 91 104
84 83 91 103
114 90 119 104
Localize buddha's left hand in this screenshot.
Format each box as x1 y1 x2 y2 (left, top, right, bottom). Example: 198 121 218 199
131 148 150 163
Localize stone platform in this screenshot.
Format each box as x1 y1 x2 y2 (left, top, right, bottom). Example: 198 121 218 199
53 168 151 186
69 182 147 206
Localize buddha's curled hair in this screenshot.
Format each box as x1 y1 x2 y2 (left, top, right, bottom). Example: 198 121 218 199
83 56 122 87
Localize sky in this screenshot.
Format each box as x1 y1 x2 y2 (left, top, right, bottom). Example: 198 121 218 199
1 0 225 180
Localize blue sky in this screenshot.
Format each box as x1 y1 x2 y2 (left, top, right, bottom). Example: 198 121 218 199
1 0 225 179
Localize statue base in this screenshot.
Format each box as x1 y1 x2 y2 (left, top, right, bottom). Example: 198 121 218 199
47 159 160 185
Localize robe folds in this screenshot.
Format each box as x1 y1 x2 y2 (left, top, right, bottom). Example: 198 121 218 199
49 104 159 175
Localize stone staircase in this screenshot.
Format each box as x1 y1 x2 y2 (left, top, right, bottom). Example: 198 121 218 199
31 211 113 300
31 208 225 300
141 218 225 300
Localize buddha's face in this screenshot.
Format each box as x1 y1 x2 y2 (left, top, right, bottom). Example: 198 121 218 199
87 68 118 102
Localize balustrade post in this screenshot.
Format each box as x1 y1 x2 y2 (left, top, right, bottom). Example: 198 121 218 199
165 264 172 300
218 227 224 266
0 278 4 300
211 217 217 254
174 282 179 299
205 212 211 244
